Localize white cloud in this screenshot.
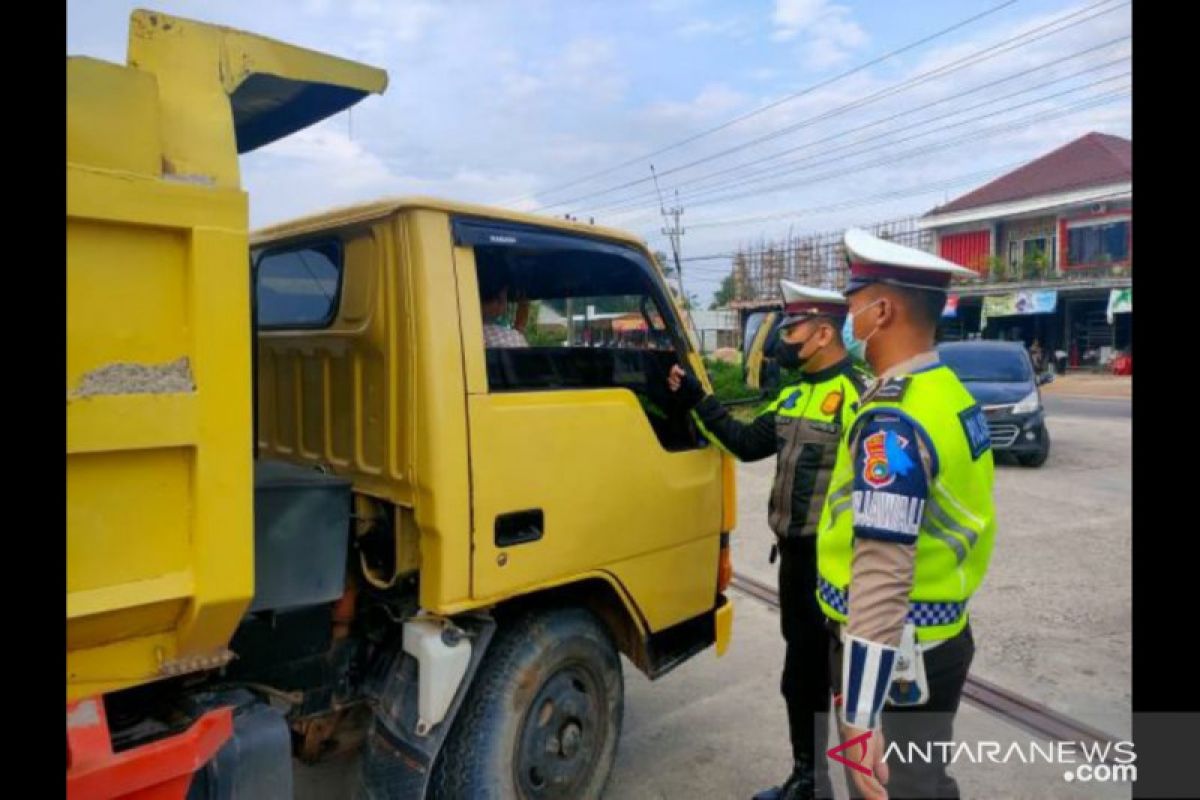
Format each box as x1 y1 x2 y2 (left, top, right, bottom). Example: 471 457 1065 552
301 0 332 15
347 0 446 45
772 0 829 39
554 37 628 105
249 126 398 205
561 37 615 72
642 83 749 125
771 0 867 69
649 0 700 13
245 124 547 226
674 17 752 41
746 67 780 82
65 0 1131 307
676 18 726 38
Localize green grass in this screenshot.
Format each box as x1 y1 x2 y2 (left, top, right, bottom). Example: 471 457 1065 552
702 358 760 403
699 357 816 422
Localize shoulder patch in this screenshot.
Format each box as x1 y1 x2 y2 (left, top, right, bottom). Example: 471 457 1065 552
860 428 917 489
958 404 991 461
820 390 844 416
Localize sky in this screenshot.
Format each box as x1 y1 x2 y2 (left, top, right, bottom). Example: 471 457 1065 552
67 0 1131 306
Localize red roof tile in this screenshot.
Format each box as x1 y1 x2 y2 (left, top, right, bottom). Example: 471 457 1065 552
926 132 1131 216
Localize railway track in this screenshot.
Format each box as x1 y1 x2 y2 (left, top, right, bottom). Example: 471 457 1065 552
730 571 1120 754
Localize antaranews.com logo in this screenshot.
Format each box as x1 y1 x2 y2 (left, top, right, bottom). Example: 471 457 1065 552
828 731 1137 784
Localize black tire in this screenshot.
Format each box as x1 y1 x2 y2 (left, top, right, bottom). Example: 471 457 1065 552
428 608 624 800
1017 426 1051 467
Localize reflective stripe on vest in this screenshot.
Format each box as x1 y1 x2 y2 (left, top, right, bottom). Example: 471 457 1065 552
762 367 870 539
815 364 996 643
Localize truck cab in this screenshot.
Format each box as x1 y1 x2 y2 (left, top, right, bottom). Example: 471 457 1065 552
68 10 733 799
251 199 735 796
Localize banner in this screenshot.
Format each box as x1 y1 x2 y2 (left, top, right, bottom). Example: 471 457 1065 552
1106 287 1132 324
942 294 959 318
981 290 1058 318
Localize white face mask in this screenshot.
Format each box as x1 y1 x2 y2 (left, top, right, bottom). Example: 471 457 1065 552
842 299 884 363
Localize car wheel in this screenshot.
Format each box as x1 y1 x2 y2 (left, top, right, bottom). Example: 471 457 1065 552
1017 427 1050 467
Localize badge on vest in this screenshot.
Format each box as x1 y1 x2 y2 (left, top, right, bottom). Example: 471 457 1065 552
780 389 804 410
820 391 844 416
958 404 991 461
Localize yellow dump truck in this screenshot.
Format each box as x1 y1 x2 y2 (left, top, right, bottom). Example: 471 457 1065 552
68 10 733 798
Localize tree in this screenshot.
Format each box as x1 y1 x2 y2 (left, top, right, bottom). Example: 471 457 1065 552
709 273 737 310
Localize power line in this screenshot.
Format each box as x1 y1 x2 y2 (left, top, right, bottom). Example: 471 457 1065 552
595 69 1130 218
636 102 1132 274
563 0 1129 213
502 0 1019 207
593 62 1129 218
534 0 1127 213
680 162 1029 231
600 82 1129 223
585 40 1129 214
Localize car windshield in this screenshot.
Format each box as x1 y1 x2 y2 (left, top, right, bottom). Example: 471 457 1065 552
939 346 1032 383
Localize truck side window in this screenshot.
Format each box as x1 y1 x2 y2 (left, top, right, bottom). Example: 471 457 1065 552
472 241 702 452
254 240 342 329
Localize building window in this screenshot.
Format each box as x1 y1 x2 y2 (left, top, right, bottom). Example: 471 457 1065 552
1066 218 1130 268
1006 236 1055 277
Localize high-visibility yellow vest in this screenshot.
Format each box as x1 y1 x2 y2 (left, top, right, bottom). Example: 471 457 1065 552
816 364 996 642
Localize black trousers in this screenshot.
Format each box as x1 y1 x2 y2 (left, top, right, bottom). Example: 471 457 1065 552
828 622 976 800
777 537 832 783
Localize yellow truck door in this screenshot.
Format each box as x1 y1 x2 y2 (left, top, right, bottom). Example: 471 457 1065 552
452 218 723 632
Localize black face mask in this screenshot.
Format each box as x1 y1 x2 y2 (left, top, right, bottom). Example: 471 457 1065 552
776 341 806 369
778 329 825 369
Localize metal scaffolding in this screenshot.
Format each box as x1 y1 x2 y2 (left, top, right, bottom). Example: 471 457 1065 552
731 216 934 301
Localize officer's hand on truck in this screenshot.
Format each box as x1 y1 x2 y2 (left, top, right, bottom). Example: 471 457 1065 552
667 364 685 392
667 364 705 408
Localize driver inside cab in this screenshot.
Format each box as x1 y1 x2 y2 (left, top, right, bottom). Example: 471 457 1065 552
478 258 529 348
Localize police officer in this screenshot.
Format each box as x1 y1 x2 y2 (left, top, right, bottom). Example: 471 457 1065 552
668 281 871 800
816 229 995 799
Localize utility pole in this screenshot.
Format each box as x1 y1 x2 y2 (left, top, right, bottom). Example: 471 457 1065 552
651 165 687 309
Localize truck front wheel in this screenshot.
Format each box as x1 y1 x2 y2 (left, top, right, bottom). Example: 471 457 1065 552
429 607 623 799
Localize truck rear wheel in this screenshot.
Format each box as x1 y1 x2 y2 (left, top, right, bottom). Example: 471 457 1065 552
429 607 623 799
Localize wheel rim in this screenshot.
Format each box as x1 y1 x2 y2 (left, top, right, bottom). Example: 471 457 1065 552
515 662 609 798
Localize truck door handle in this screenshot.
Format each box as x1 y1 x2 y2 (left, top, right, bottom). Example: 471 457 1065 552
495 509 544 547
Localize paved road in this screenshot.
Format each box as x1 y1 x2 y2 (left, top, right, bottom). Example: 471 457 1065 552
298 401 1132 798
297 592 1130 799
732 400 1131 733
1043 394 1130 419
